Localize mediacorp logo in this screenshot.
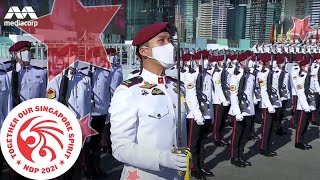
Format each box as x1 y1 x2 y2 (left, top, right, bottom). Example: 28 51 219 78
0 98 82 179
3 6 39 27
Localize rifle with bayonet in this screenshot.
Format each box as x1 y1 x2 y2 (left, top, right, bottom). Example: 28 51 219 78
221 50 230 100
196 51 208 112
238 53 250 112
88 64 95 109
305 55 315 104
278 55 288 99
10 52 20 107
58 67 69 106
267 54 278 104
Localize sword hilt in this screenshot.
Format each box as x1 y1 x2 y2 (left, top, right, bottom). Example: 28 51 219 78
171 146 191 178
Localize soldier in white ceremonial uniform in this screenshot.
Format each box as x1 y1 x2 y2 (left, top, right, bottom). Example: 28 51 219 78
47 45 91 180
184 51 214 179
253 56 265 128
109 22 188 180
7 42 47 180
0 67 12 178
229 52 255 167
275 55 291 135
83 47 111 179
311 54 320 126
102 48 124 153
211 55 230 147
290 55 303 127
294 58 313 150
257 54 279 157
9 42 47 102
108 48 124 94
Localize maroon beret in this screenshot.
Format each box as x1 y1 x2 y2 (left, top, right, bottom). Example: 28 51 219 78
208 56 216 63
229 55 237 61
58 44 78 57
86 47 101 59
295 54 304 61
132 22 170 46
193 52 202 60
313 53 320 60
182 53 192 62
201 50 210 59
298 58 310 67
105 48 116 55
261 54 272 63
237 53 246 62
9 41 31 52
276 54 286 64
216 55 224 62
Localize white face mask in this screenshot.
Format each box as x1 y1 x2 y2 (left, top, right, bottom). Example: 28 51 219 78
148 43 175 69
17 50 31 62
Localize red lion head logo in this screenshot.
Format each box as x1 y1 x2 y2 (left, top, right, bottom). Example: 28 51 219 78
17 116 64 163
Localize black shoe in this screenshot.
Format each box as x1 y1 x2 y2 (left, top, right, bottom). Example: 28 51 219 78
259 149 272 157
239 158 252 166
270 151 277 156
191 171 207 180
248 134 259 140
295 143 307 150
221 140 230 146
276 129 288 136
201 168 214 177
230 158 246 167
311 121 320 126
305 144 313 149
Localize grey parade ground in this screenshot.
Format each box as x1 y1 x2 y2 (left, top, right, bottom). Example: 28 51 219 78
0 21 320 180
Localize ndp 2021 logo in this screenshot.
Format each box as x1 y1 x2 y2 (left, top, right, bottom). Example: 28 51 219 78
0 98 82 179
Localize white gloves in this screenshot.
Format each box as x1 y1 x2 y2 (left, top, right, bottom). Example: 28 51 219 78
159 150 187 171
268 107 275 113
222 101 229 106
235 114 243 121
304 107 311 113
195 117 205 125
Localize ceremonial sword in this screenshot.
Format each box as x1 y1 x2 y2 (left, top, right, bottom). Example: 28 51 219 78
172 0 192 179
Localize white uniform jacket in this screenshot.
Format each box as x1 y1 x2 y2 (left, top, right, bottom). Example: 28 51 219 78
229 68 255 118
212 66 228 105
109 69 187 180
295 71 313 111
257 68 273 109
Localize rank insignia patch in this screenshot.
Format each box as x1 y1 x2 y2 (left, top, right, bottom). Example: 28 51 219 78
215 80 221 84
151 88 165 95
259 80 265 87
297 84 303 90
141 89 149 96
47 88 56 99
35 75 40 78
187 83 194 89
139 81 157 89
230 85 236 91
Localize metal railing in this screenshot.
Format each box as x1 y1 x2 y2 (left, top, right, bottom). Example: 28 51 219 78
0 42 140 69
